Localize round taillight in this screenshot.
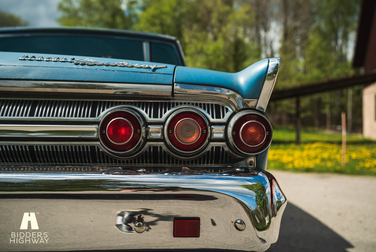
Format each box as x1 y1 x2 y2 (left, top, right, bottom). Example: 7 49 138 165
166 110 209 154
229 112 272 154
107 118 133 145
175 118 201 144
99 110 143 153
240 121 266 147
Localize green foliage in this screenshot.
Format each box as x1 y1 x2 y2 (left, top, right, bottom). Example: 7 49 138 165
0 11 28 27
135 0 186 42
304 0 358 82
136 0 259 71
273 128 371 143
277 0 360 87
271 0 362 131
57 0 137 29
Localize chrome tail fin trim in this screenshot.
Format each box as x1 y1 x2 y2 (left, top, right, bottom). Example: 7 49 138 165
256 58 280 112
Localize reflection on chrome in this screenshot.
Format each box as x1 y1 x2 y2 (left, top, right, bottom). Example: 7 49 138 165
0 80 172 98
116 209 151 233
174 83 258 110
256 58 280 112
0 171 286 251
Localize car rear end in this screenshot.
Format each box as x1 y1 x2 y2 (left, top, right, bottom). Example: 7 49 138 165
0 32 285 251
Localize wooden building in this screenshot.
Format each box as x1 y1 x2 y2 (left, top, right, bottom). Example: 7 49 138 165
353 0 376 140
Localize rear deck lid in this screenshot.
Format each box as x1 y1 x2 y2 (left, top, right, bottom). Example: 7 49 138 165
0 52 175 85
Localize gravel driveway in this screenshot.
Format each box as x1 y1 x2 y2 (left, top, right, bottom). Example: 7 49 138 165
268 170 376 252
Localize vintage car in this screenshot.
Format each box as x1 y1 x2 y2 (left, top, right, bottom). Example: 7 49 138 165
0 27 286 252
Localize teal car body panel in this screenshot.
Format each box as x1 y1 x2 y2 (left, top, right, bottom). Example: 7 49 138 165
0 52 176 85
0 51 270 100
174 59 269 99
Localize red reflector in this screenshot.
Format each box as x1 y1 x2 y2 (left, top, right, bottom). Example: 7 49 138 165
174 218 200 237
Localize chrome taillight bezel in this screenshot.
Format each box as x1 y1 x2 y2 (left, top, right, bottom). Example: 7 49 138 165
227 110 272 155
164 108 210 156
99 107 145 156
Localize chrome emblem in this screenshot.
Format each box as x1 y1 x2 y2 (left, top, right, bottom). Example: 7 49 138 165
19 55 167 71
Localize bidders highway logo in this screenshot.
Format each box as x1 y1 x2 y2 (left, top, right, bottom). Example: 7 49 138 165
10 212 50 244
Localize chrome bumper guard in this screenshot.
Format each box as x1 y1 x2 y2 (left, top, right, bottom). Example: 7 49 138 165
0 171 286 252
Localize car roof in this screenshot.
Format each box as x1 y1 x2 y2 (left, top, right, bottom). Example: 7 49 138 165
0 27 186 66
0 27 179 43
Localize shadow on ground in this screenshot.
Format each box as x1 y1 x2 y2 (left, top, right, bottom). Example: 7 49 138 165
268 203 353 252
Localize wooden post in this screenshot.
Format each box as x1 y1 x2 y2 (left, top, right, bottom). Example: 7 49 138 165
296 96 301 144
347 87 353 133
341 112 346 166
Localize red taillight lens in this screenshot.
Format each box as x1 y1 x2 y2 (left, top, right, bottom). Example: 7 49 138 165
107 118 133 145
175 118 201 144
174 218 200 237
100 110 142 152
230 112 272 154
240 121 266 147
166 111 208 153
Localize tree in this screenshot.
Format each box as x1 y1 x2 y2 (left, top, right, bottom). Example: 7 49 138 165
0 11 28 27
269 0 361 130
250 0 276 59
57 0 138 29
136 0 259 71
304 0 360 129
134 0 187 45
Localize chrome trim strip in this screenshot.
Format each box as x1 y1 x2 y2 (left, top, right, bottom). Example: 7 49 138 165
147 125 163 139
0 80 172 97
176 39 187 66
211 125 225 140
174 83 257 110
0 141 100 145
143 41 150 62
256 58 280 112
0 117 99 122
0 125 98 138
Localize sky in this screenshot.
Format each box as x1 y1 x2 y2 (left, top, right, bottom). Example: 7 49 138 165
0 0 61 27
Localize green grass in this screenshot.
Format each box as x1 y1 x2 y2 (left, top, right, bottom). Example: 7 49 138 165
272 128 371 143
268 129 376 175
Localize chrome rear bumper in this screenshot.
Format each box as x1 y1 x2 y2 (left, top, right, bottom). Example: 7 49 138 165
0 171 286 251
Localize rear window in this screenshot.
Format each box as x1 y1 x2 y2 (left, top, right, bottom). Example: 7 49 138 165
0 36 145 61
151 42 179 65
